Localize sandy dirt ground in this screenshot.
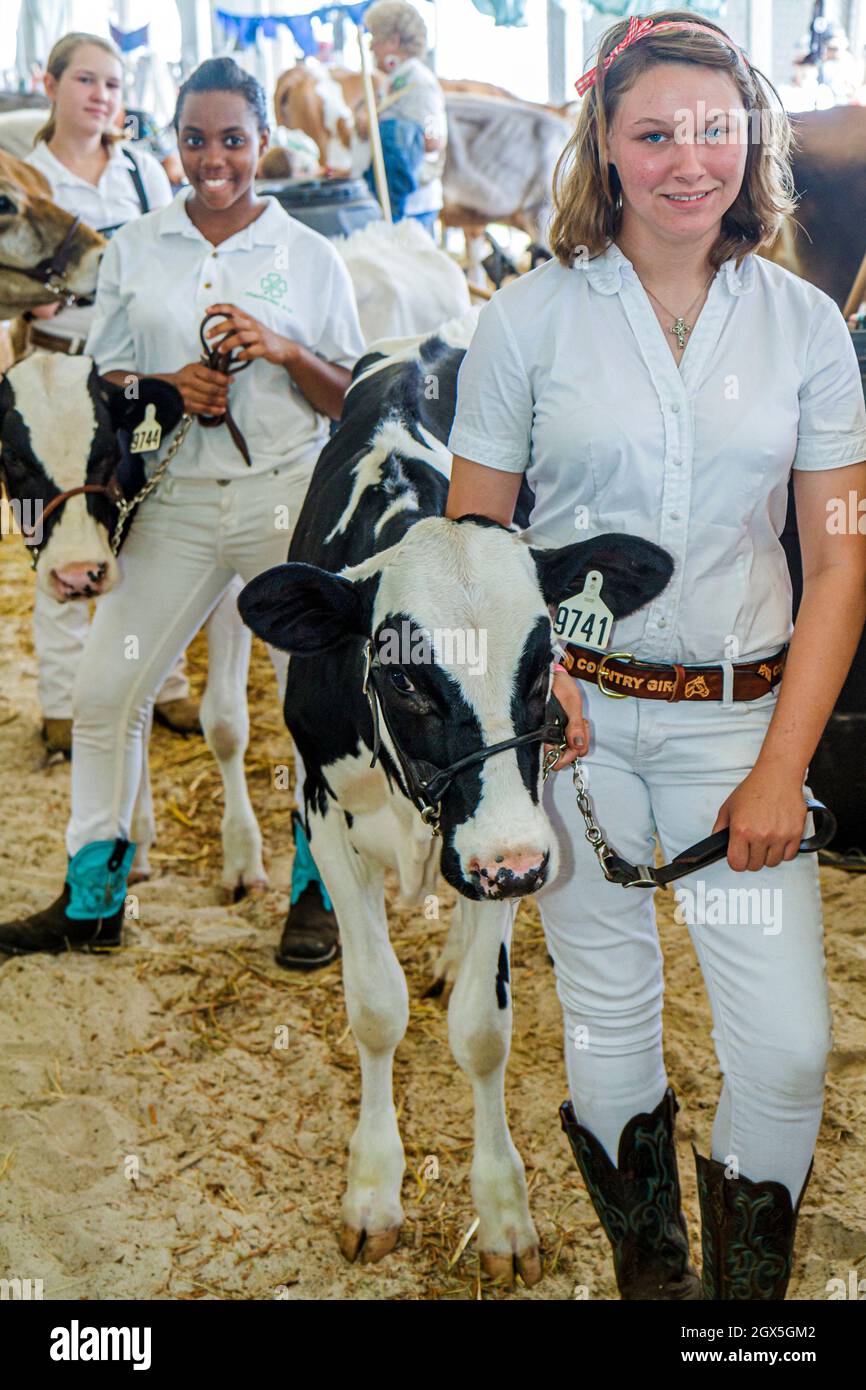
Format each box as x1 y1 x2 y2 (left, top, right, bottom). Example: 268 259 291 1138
1 535 865 1302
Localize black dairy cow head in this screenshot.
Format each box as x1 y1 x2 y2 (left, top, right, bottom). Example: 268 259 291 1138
239 517 673 900
0 352 183 600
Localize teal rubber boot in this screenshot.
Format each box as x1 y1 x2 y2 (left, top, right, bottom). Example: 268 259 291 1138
0 838 135 957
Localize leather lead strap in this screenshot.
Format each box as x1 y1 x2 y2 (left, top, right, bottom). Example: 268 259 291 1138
197 310 253 466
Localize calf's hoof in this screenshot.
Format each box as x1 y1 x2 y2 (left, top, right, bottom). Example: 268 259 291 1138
480 1245 543 1288
153 697 202 736
275 884 339 971
42 718 72 758
224 875 268 904
339 1223 401 1264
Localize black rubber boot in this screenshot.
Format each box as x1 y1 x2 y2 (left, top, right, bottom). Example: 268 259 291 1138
560 1087 703 1300
0 838 132 958
694 1150 812 1300
275 811 339 971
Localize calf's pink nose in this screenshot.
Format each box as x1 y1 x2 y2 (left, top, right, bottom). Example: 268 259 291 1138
51 562 109 598
467 851 549 897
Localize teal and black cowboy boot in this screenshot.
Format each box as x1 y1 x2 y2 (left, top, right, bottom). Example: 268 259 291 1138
275 809 339 971
560 1087 702 1299
0 838 135 957
694 1150 812 1300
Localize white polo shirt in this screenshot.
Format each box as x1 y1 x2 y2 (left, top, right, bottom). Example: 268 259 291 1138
26 139 172 345
448 242 866 665
85 189 366 480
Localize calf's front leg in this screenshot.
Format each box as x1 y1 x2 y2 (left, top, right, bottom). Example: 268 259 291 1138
306 802 409 1263
448 897 542 1287
201 583 266 897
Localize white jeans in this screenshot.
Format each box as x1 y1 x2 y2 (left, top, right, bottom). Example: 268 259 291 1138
34 588 189 719
536 676 832 1201
68 467 310 858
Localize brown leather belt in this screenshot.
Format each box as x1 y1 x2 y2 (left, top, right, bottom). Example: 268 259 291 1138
28 325 86 355
562 642 788 702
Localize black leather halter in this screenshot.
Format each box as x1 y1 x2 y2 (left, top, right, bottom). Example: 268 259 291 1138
361 638 560 835
359 636 837 883
0 214 84 304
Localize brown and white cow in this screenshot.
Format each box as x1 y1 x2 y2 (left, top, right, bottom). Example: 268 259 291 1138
762 106 866 310
0 151 103 320
271 64 574 251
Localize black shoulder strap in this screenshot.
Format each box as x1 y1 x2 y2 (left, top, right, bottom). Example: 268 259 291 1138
122 146 149 215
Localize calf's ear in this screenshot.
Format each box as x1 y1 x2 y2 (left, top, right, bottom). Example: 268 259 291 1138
530 533 674 617
96 374 185 437
238 562 366 653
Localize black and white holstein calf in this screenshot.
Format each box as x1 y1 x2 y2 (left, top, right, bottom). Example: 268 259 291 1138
239 324 673 1285
0 352 265 891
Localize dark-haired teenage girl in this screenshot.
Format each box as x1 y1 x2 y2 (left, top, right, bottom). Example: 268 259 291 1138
24 31 198 754
0 58 364 966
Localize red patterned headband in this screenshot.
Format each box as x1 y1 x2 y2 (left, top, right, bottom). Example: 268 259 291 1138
575 14 749 97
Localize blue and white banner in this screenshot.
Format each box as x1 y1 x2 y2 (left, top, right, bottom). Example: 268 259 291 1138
215 4 373 55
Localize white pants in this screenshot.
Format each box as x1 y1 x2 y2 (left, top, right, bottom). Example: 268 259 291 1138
34 587 189 719
536 676 832 1202
68 467 310 858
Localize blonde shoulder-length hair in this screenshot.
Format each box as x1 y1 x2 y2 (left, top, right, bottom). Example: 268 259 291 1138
34 32 124 148
551 7 796 271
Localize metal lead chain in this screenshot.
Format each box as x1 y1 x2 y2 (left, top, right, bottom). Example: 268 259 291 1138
110 414 193 555
543 740 615 872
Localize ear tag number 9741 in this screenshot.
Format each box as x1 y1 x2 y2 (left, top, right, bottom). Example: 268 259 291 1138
130 402 162 454
553 570 614 651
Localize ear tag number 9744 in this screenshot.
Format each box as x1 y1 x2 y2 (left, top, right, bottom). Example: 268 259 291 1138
130 402 162 454
553 570 614 651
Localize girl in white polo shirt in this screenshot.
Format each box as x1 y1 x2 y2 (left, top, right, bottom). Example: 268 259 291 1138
447 12 866 1300
0 59 364 968
24 31 196 751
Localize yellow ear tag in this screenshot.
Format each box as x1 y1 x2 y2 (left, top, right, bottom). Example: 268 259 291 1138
553 570 614 651
129 402 162 454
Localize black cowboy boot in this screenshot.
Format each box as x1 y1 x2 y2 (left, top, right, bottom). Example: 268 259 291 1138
560 1087 702 1299
0 838 134 958
694 1150 813 1300
275 811 339 971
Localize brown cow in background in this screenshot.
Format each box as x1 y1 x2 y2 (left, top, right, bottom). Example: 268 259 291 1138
0 152 104 370
762 106 866 310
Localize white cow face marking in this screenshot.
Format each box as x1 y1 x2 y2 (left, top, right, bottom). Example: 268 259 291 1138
358 517 558 899
2 353 119 600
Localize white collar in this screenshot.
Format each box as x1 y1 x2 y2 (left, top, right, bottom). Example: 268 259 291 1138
575 240 756 296
159 187 285 249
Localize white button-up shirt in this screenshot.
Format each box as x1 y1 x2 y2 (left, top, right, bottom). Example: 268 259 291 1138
448 242 866 663
26 139 172 346
86 189 366 480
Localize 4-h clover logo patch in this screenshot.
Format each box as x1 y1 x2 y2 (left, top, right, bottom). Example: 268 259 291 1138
247 271 291 308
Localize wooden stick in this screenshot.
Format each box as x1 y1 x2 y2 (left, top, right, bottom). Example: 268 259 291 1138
843 246 866 321
357 22 392 223
468 282 494 301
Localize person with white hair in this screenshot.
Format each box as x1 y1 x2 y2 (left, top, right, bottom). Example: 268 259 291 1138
360 0 446 232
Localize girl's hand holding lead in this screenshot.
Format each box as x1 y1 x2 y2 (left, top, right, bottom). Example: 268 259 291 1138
545 664 590 771
168 361 231 417
712 762 808 872
204 302 295 370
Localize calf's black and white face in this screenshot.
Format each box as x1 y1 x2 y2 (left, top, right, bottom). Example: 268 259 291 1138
0 353 183 600
239 517 673 901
